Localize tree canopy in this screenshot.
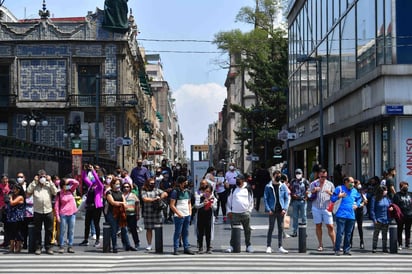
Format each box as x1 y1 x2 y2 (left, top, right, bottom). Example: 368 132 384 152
213 0 288 165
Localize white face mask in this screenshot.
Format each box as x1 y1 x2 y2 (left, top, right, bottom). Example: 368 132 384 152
106 178 112 184
295 174 302 180
229 166 235 171
17 178 24 184
357 184 362 190
39 177 47 184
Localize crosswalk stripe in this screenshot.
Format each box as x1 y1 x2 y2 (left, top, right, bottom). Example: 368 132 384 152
1 254 412 273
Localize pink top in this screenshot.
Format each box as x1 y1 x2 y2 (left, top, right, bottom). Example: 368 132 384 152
54 178 79 218
0 183 10 209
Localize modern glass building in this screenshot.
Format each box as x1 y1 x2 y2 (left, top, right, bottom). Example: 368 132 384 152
287 0 412 185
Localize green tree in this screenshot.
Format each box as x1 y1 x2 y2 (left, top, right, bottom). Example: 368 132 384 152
213 0 288 165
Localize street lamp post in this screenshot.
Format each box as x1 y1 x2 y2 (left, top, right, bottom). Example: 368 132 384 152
21 111 48 142
95 74 101 165
296 55 324 166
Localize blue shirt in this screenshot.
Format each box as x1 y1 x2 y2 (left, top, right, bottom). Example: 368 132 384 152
331 185 361 220
370 196 391 224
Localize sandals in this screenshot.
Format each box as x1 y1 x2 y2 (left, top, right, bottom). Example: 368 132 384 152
317 246 324 252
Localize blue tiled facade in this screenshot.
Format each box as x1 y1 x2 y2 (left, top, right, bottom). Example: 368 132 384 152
19 59 67 101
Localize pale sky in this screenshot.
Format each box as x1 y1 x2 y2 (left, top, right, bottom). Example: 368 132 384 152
4 0 253 157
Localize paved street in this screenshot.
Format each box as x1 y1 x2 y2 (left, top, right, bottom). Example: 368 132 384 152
1 205 412 273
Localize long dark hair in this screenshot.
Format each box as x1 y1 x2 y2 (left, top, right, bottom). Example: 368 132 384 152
375 185 387 201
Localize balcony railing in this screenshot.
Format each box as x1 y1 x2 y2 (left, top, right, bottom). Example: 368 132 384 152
68 94 138 108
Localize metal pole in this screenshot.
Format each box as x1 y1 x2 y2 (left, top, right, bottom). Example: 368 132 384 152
317 59 324 167
122 102 125 168
32 125 36 143
95 74 100 165
264 110 267 165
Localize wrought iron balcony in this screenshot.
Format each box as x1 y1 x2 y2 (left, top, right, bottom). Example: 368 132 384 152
68 94 139 108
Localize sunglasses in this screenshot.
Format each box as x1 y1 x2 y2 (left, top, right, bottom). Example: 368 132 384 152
124 186 130 188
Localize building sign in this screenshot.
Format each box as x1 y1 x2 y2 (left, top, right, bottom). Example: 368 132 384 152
399 118 412 191
192 145 209 151
386 105 404 115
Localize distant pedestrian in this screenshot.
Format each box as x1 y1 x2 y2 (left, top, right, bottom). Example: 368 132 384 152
332 177 362 256
225 173 254 253
26 169 58 255
289 168 309 237
393 181 412 250
194 179 217 254
253 163 271 212
264 173 290 254
309 168 335 252
106 178 136 252
141 178 167 251
170 176 195 255
79 163 103 248
370 185 391 253
4 183 25 253
55 177 79 254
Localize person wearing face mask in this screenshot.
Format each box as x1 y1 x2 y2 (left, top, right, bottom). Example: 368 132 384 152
79 164 104 248
54 177 79 254
350 179 368 249
225 174 254 253
194 179 217 254
106 178 136 253
16 172 33 250
393 181 412 250
141 178 168 251
289 168 309 237
26 169 58 255
264 173 291 254
225 163 238 190
130 159 151 199
370 185 391 253
331 177 362 255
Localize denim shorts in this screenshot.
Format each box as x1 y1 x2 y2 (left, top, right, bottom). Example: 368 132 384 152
312 206 333 225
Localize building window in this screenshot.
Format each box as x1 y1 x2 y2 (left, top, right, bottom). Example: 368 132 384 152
382 123 389 171
360 130 370 182
78 65 100 95
78 65 100 106
0 65 10 106
0 122 7 136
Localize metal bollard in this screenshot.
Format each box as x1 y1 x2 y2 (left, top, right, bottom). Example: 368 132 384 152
298 223 307 253
154 223 163 253
103 222 111 253
231 224 242 253
28 223 35 253
389 224 398 254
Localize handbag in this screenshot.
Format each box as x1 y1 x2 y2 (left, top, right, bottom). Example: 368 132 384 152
283 215 290 229
328 186 343 214
153 198 168 211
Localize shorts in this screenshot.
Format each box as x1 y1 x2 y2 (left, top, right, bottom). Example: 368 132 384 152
312 206 333 225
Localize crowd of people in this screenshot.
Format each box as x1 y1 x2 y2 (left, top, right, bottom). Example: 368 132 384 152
0 161 411 256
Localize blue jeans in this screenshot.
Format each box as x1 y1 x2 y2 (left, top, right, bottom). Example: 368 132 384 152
173 215 191 250
292 200 307 233
335 217 355 253
106 211 131 250
59 214 76 247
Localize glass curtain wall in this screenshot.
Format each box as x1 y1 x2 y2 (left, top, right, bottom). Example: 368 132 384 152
288 0 393 120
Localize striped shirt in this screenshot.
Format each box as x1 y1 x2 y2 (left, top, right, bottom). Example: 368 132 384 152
309 179 335 210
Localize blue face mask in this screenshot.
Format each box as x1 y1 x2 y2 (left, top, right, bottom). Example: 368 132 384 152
65 185 71 191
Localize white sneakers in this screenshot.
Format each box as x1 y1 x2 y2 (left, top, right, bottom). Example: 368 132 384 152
246 245 254 253
145 245 152 251
266 246 272 253
225 246 233 253
278 246 288 254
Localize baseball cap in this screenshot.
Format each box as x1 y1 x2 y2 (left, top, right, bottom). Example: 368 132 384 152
236 173 245 180
295 169 303 174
